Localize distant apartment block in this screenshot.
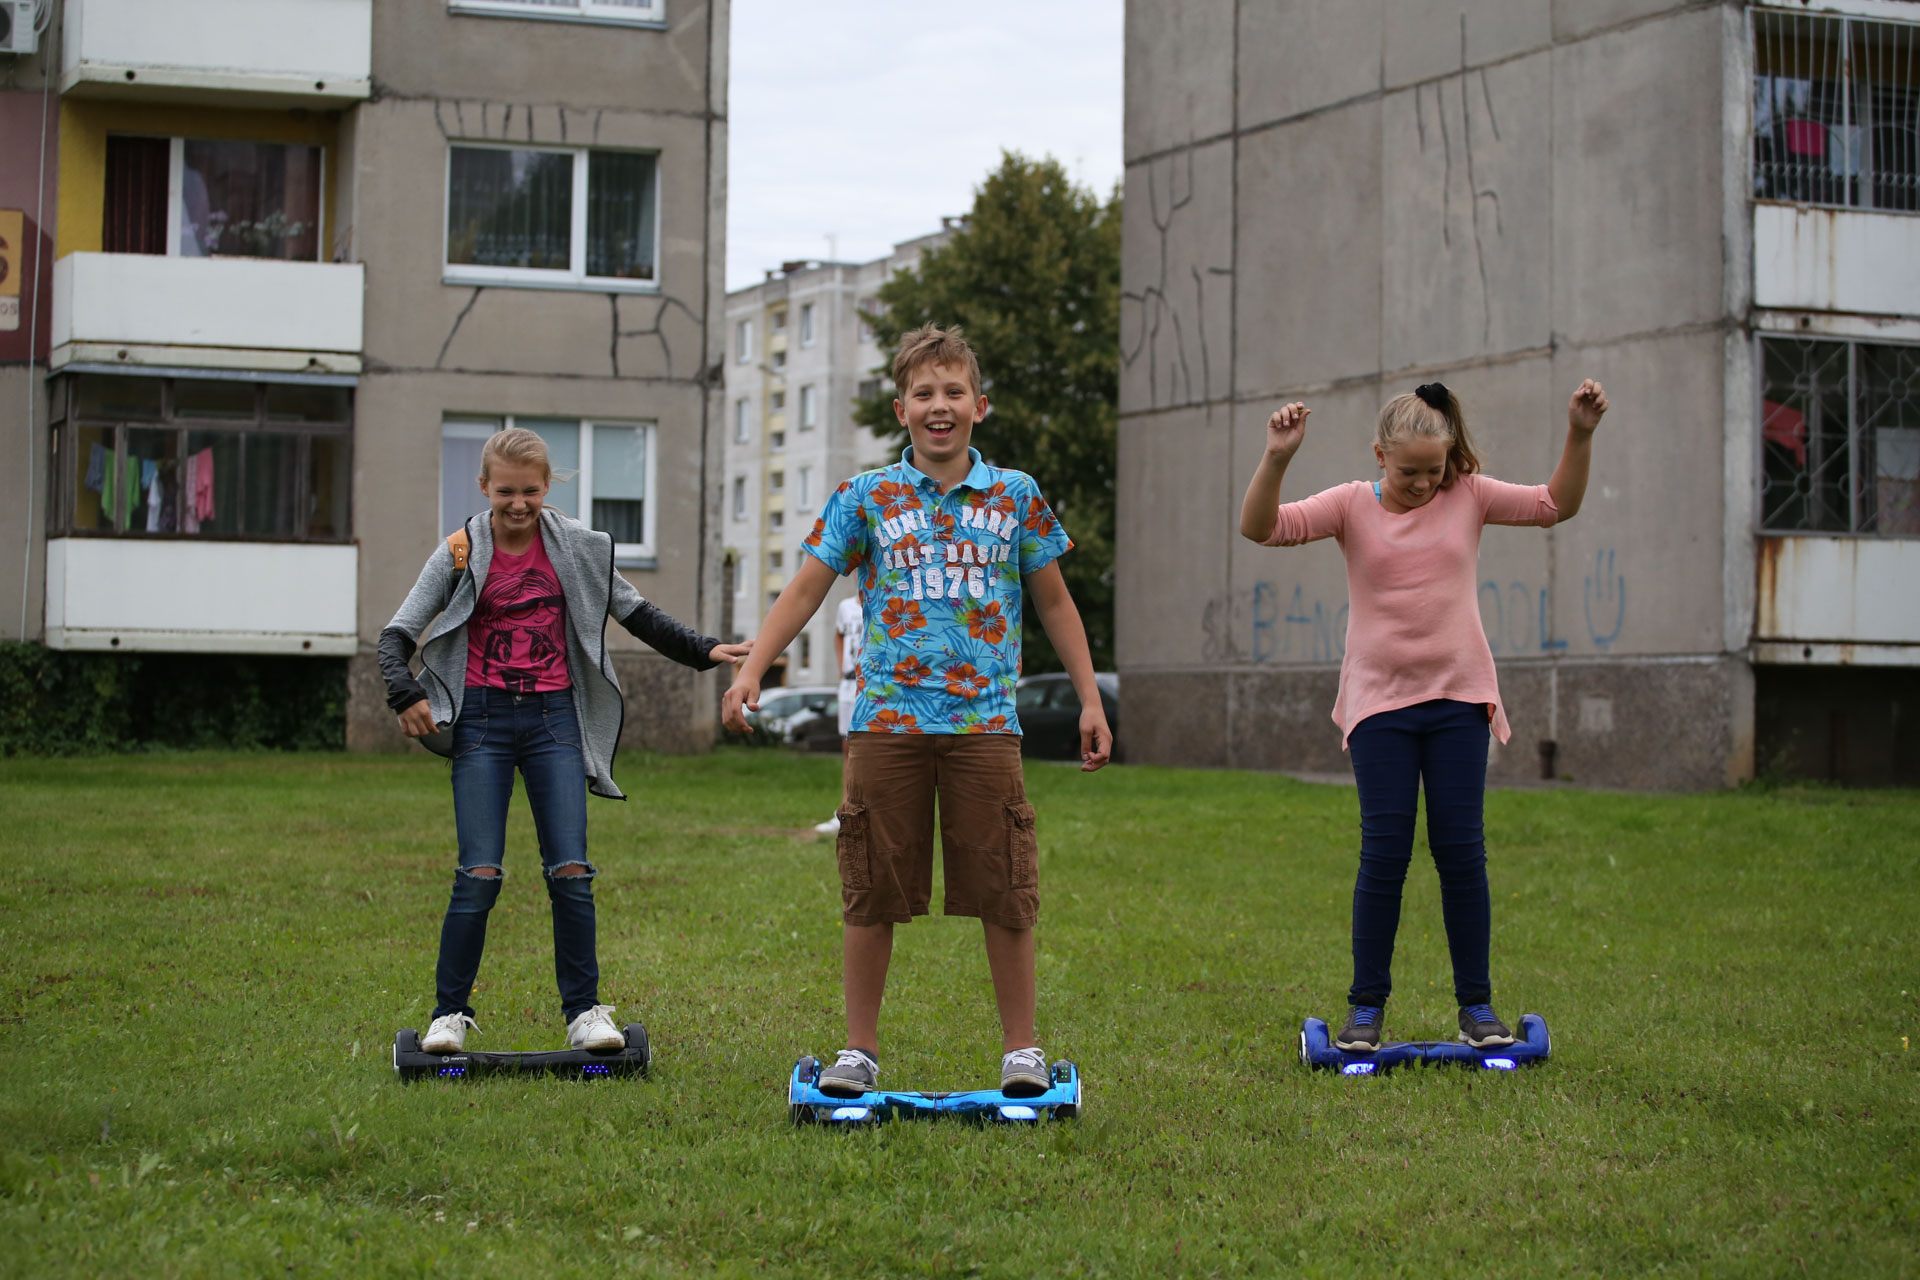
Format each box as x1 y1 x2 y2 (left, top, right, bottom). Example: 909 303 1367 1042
721 230 949 685
1119 0 1920 786
1 0 730 752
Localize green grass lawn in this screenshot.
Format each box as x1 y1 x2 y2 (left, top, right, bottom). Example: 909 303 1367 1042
0 750 1915 1278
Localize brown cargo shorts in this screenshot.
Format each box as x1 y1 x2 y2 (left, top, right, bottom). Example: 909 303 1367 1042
834 731 1038 929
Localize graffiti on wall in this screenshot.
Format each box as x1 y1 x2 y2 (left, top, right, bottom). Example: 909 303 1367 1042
1202 550 1628 663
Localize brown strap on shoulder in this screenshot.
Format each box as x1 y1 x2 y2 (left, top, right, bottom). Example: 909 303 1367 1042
446 528 470 572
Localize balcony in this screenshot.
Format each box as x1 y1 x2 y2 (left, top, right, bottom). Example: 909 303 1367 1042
60 0 372 107
45 539 358 655
1754 535 1920 666
51 252 364 374
1754 204 1920 319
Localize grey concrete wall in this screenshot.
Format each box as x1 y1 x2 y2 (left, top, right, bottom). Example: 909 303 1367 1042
0 369 50 645
346 0 728 756
1119 0 1749 789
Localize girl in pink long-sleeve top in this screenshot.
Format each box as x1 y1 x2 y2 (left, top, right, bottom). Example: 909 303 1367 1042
1239 379 1609 1054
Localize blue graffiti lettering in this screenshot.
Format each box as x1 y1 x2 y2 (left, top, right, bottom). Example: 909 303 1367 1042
1583 549 1625 649
1251 581 1278 663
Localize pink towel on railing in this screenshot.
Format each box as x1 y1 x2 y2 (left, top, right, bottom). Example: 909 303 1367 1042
1785 119 1826 156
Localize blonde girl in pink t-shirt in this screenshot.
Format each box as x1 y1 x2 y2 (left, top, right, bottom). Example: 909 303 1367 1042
1239 379 1608 1053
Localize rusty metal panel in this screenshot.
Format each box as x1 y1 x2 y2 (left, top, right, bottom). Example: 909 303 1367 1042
1754 533 1920 642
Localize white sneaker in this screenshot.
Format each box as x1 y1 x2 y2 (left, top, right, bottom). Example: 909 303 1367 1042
566 1004 625 1052
814 815 841 835
422 1013 477 1054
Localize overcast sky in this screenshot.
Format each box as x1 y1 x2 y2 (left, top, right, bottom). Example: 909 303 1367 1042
725 1 1124 291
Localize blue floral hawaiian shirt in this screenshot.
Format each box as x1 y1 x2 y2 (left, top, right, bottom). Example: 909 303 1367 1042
801 446 1072 735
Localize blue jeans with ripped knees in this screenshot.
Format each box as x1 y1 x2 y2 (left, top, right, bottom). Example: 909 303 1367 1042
1346 698 1495 1009
433 687 599 1023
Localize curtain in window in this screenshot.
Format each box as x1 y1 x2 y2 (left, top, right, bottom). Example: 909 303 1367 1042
181 141 322 260
103 136 169 255
586 152 657 280
592 424 648 543
448 148 574 270
440 421 499 538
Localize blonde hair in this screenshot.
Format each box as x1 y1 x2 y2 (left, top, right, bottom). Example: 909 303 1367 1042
1375 383 1481 485
891 324 982 398
478 427 553 484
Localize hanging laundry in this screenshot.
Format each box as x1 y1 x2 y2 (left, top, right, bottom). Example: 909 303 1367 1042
182 453 199 534
124 456 142 527
146 462 165 533
84 443 107 494
192 447 216 524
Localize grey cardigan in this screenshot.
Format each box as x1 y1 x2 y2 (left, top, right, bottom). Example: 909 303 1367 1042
377 509 719 800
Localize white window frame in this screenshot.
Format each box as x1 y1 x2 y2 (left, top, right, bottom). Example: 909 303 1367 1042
443 141 662 293
799 384 817 431
798 465 812 507
768 469 785 493
153 135 327 262
443 413 659 563
733 397 750 443
449 0 665 27
771 430 786 453
736 319 755 363
800 302 816 346
731 476 746 521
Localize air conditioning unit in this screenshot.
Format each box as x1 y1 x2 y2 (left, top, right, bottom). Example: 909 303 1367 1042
0 1 40 56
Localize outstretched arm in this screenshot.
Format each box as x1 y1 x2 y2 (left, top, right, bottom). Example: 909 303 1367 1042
1548 379 1609 522
721 556 838 733
1025 562 1111 772
1239 403 1310 542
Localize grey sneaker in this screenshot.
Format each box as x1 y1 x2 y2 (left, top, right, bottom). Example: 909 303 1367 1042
1458 1004 1515 1048
1334 1005 1385 1052
818 1048 878 1098
1000 1047 1050 1098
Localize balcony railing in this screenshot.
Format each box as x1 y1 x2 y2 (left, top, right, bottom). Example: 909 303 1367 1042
61 0 371 105
51 252 364 372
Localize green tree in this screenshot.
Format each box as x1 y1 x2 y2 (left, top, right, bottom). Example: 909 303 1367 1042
854 152 1120 674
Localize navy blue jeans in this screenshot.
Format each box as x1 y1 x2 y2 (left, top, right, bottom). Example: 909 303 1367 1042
433 687 599 1022
1346 699 1494 1008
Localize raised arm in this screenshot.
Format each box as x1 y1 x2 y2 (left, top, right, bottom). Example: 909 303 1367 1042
721 556 839 733
1547 379 1609 522
1238 402 1310 542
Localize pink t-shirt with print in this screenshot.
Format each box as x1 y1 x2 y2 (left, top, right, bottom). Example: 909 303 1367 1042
1263 473 1558 747
465 536 572 693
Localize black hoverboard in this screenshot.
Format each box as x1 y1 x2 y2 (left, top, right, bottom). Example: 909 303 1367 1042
392 1024 650 1081
1300 1014 1551 1075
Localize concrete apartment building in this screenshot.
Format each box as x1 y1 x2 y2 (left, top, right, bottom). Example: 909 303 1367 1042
0 0 730 753
1118 0 1920 788
720 231 948 683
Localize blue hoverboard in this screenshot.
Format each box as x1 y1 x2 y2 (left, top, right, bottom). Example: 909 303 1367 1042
1299 1014 1551 1075
788 1055 1082 1125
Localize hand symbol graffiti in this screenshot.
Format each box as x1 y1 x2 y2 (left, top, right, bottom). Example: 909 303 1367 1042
1583 549 1626 649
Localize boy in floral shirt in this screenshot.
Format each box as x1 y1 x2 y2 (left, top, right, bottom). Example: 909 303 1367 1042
722 324 1112 1098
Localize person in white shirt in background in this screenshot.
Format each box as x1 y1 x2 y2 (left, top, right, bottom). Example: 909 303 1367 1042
814 593 867 835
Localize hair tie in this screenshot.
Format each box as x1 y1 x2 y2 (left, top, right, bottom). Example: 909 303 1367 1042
1414 382 1450 410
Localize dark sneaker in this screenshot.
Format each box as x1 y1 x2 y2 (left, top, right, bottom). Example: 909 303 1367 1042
818 1048 879 1098
1000 1047 1050 1098
1334 1005 1385 1052
1458 1004 1516 1048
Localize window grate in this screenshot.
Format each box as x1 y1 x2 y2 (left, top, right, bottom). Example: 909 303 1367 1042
1752 7 1920 212
1760 335 1920 536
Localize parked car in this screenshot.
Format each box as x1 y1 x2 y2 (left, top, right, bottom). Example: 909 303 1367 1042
742 684 839 747
1014 672 1121 762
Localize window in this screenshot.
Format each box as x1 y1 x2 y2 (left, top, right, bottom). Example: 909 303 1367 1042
731 476 746 520
798 632 812 669
49 374 351 541
1760 335 1920 535
771 309 787 332
771 349 787 371
800 302 816 346
769 470 785 493
770 391 786 411
1752 9 1920 211
798 466 813 508
449 0 664 25
441 414 658 560
104 136 323 261
733 398 750 444
769 510 784 531
769 549 784 572
799 384 818 431
446 144 659 288
736 319 755 363
858 377 884 402
771 431 785 452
